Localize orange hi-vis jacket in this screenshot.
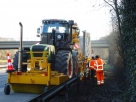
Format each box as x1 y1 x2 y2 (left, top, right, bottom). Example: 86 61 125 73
95 58 104 71
89 59 96 70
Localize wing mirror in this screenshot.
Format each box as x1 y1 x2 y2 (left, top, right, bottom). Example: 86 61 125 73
77 29 80 35
68 20 74 25
37 28 41 37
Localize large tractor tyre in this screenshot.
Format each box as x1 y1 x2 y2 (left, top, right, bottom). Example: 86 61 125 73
13 51 29 72
54 50 73 78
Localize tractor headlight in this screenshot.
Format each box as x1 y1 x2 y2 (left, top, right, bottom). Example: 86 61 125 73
57 35 62 40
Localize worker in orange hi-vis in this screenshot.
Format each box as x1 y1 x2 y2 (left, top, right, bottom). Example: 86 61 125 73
95 55 105 85
89 56 96 82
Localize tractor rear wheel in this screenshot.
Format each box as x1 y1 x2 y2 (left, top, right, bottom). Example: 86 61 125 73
54 50 73 78
13 51 29 72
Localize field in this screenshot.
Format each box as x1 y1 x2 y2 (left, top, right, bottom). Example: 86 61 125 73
0 60 10 65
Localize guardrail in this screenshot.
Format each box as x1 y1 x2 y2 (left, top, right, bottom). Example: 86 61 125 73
0 38 40 41
0 41 109 49
29 75 81 102
0 41 39 49
29 70 91 102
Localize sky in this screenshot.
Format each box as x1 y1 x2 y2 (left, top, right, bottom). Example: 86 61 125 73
0 0 112 41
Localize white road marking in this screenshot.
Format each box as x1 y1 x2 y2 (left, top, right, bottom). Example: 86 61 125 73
0 79 7 81
0 78 7 82
0 76 7 79
0 88 4 92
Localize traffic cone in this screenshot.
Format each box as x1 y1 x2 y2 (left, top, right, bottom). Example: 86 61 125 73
6 53 15 73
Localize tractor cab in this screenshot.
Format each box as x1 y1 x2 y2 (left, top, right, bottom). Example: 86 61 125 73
41 20 69 33
37 19 74 50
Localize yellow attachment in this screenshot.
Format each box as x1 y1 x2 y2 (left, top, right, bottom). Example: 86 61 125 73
10 84 45 94
71 24 91 81
26 51 49 70
6 45 69 94
8 73 68 93
78 49 84 60
72 25 84 60
72 29 79 43
7 63 68 94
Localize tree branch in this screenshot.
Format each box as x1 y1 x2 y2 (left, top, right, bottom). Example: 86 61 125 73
104 0 116 11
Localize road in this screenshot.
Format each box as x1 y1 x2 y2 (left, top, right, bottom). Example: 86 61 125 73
0 68 39 102
0 65 7 68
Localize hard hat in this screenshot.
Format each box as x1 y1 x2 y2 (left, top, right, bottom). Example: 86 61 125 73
92 54 94 57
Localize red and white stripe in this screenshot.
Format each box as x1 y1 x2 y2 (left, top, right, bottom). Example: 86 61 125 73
74 44 79 49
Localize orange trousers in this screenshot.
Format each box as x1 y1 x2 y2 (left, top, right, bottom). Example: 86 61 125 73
96 70 104 85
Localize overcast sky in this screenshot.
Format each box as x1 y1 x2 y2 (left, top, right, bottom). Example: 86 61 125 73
0 0 112 40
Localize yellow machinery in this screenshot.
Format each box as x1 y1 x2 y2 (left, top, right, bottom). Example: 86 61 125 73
5 45 69 94
4 20 91 95
71 23 91 78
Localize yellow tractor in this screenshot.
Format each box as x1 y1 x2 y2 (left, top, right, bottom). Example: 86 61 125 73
4 19 91 95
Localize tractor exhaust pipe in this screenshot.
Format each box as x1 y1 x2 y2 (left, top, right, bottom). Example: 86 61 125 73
69 24 72 42
68 20 74 43
18 22 23 75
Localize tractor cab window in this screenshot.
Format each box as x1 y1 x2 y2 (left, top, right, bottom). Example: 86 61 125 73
42 21 69 33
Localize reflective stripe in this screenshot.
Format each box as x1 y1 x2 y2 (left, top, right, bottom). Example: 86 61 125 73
7 56 10 59
97 65 103 66
97 81 101 85
74 44 79 49
94 64 102 66
95 59 103 70
89 62 91 67
101 80 104 82
8 63 12 66
96 69 103 71
89 60 96 67
90 66 94 68
97 81 100 83
100 80 104 84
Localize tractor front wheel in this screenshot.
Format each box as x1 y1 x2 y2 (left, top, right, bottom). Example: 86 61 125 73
13 51 29 72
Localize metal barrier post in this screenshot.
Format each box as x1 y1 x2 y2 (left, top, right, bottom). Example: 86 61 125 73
84 72 86 84
88 70 90 79
65 83 69 102
76 75 80 92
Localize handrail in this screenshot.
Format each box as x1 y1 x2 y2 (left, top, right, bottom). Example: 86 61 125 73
0 38 40 41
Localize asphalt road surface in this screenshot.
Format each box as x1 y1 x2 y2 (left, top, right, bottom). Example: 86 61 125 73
0 68 39 102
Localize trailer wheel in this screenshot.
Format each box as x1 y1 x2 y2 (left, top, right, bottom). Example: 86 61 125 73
13 51 29 72
4 84 10 95
73 55 78 76
54 50 73 78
